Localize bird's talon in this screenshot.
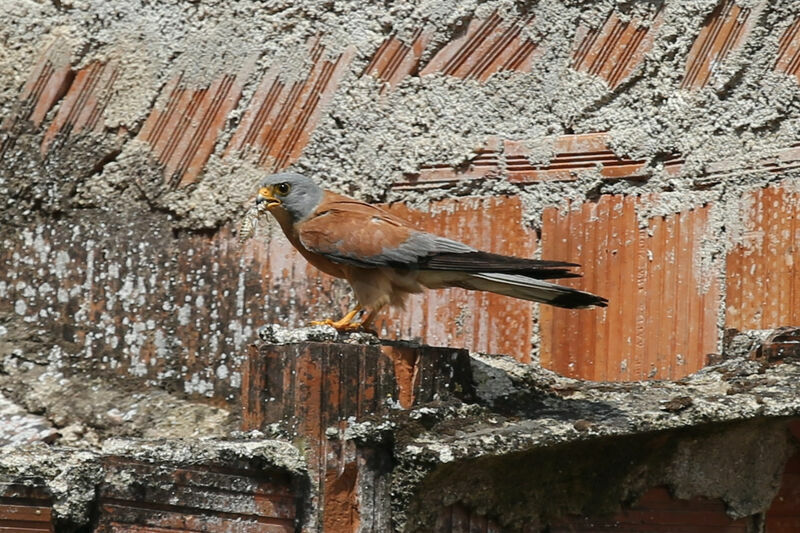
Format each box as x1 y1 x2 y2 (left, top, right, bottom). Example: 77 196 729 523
339 324 366 333
309 306 365 331
309 318 375 334
309 319 359 332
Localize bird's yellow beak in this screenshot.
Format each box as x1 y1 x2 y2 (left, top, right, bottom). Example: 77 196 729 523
256 186 281 208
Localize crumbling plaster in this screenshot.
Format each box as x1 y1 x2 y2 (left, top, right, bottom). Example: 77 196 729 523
0 0 797 228
2 6 800 531
0 0 799 429
3 328 800 531
0 437 306 531
387 350 800 530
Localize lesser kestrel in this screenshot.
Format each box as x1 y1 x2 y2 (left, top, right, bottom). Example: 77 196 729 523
254 172 606 331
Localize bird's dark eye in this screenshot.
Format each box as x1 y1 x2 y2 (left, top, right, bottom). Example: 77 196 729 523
276 182 291 195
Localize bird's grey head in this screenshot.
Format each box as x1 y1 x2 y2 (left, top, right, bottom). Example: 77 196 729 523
256 172 323 223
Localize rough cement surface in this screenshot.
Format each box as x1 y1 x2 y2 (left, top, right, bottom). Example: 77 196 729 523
397 419 793 531
0 444 102 530
0 437 306 531
258 323 381 345
0 393 58 447
1 326 800 530
100 436 307 475
2 0 797 230
387 353 800 530
0 311 238 447
666 421 793 518
0 361 237 445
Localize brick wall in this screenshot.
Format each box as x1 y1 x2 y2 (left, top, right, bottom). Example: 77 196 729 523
0 484 53 533
4 0 799 390
3 1 800 532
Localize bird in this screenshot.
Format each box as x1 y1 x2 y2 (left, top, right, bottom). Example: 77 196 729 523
254 172 607 332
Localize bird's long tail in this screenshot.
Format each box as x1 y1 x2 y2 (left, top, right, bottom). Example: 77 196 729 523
454 272 607 309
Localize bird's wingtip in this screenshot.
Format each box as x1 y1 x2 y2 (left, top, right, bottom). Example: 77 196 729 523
551 291 608 309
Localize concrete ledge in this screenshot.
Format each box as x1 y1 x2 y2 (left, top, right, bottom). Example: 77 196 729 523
3 328 800 531
0 439 306 532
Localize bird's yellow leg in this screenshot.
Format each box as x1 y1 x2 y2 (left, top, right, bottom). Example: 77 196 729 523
310 305 363 330
355 306 383 335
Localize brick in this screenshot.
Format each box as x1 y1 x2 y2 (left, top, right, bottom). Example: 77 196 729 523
0 216 344 405
504 134 675 183
381 342 476 408
394 134 682 190
364 30 432 92
420 12 539 81
726 185 800 331
681 0 761 90
0 191 721 394
766 423 800 532
551 487 749 532
96 457 297 533
435 505 503 532
396 133 800 192
751 328 800 364
225 37 355 171
242 338 472 532
323 461 359 533
695 143 800 185
571 8 664 89
0 484 53 533
772 143 800 174
3 189 761 398
380 196 537 360
8 39 73 130
40 60 119 154
438 489 751 533
0 37 73 152
394 137 502 191
540 196 719 381
775 18 800 82
241 341 394 435
241 340 473 433
138 60 254 188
